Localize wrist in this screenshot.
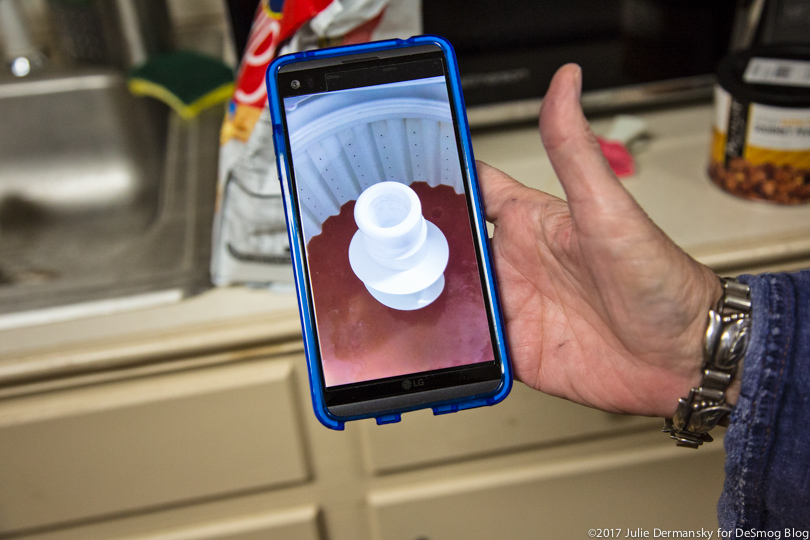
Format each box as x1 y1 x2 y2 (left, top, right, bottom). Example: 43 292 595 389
662 269 723 418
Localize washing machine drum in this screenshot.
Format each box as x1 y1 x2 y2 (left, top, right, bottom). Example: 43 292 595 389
288 96 465 244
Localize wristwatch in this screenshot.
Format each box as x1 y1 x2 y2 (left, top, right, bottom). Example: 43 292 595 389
663 277 752 448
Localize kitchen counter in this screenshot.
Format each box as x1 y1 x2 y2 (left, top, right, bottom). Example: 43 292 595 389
473 103 810 272
2 102 809 384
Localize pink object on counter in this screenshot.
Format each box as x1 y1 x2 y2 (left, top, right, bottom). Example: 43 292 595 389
597 137 636 178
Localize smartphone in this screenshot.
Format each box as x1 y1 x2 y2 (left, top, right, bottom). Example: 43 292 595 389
266 35 511 429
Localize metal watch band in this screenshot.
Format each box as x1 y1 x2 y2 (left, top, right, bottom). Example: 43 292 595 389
663 277 752 448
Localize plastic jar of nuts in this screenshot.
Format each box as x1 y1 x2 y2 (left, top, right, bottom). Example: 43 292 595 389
709 47 810 204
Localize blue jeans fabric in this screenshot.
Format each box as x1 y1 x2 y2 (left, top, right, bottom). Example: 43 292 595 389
718 270 810 530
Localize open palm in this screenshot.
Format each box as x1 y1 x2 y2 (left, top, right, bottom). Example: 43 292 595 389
477 64 721 417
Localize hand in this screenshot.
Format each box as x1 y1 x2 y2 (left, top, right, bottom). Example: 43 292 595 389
478 64 722 417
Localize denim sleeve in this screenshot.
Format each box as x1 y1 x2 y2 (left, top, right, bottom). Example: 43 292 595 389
718 270 810 531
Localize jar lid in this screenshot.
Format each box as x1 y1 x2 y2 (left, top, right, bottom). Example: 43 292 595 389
716 46 810 107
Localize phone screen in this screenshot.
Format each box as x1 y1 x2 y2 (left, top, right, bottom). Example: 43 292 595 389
277 48 502 410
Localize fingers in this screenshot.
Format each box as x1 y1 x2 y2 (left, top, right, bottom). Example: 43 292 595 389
475 160 526 222
539 64 638 219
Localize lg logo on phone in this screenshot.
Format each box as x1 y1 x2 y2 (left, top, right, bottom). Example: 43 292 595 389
401 378 425 391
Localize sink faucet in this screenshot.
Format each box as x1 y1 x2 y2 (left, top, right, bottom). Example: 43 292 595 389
0 0 46 76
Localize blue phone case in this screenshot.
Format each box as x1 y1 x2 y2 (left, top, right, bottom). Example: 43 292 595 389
265 35 512 430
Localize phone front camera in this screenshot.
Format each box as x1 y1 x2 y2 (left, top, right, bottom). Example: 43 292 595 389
291 80 301 89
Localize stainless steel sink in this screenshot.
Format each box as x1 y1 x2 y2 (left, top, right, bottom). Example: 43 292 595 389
0 68 220 316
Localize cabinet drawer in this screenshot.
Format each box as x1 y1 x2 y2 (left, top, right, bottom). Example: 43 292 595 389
359 382 659 473
1 505 324 540
0 359 309 534
130 506 323 540
368 438 726 540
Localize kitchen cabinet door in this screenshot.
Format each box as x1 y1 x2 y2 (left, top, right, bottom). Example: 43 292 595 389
0 358 309 535
368 436 726 540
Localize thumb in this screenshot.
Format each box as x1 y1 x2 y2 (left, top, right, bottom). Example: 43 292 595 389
539 64 640 222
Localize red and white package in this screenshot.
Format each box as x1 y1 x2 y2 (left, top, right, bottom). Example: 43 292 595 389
212 0 421 286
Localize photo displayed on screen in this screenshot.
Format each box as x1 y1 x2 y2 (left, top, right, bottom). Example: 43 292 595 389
283 75 495 388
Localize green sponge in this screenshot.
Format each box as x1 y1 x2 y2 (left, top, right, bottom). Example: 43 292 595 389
128 50 235 120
